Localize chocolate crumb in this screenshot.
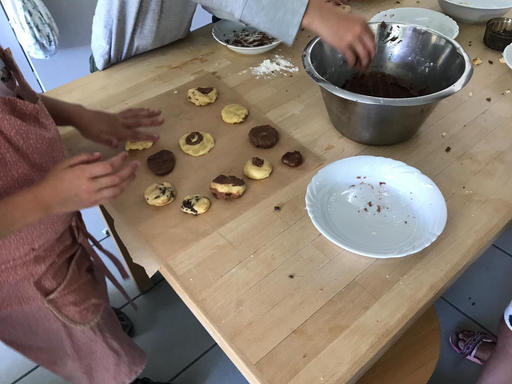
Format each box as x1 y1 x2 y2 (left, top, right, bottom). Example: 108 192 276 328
368 202 373 207
445 146 451 152
349 185 355 188
377 205 381 213
252 157 264 167
489 60 494 65
463 186 465 189
472 302 476 306
288 274 295 279
364 208 368 212
405 221 408 224
357 176 362 179
486 97 492 102
379 182 386 186
274 206 281 212
380 21 387 29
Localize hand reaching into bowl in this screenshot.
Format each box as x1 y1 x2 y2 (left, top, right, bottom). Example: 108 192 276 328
302 0 375 70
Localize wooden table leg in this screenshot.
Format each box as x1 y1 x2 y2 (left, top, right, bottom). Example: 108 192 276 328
99 206 154 293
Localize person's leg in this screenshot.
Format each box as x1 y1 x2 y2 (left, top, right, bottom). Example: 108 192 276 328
477 318 512 384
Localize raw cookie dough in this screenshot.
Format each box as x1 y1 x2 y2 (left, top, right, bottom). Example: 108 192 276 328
281 151 303 167
147 150 176 175
125 140 154 151
210 175 246 199
244 157 272 180
179 131 215 156
187 87 218 106
222 104 249 124
181 195 211 215
248 125 279 148
144 182 176 206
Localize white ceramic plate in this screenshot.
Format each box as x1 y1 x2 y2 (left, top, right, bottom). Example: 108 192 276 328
504 43 512 70
438 0 512 24
212 20 281 55
371 8 459 39
306 156 447 258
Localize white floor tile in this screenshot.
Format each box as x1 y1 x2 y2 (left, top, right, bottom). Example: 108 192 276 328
14 367 67 384
428 299 483 384
122 281 215 382
443 246 512 334
81 206 108 242
0 343 37 384
95 236 141 309
173 345 247 384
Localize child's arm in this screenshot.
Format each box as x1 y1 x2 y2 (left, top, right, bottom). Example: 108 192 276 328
0 152 138 239
40 95 164 148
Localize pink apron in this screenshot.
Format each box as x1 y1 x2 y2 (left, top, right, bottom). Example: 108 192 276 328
0 48 146 383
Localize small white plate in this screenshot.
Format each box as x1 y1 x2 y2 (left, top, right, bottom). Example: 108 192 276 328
212 20 281 55
306 156 447 258
504 43 512 70
371 8 459 39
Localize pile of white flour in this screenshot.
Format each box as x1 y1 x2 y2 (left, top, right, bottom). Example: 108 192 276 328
250 55 299 78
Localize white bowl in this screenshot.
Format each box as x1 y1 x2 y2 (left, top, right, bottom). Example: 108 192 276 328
504 43 512 69
212 20 281 55
306 156 447 258
438 0 512 24
371 8 459 39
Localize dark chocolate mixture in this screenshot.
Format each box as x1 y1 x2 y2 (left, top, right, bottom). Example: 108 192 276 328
226 29 277 47
196 87 213 95
252 157 264 167
343 72 431 98
185 132 204 145
212 175 245 186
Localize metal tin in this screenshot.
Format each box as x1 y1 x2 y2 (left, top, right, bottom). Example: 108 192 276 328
484 17 512 51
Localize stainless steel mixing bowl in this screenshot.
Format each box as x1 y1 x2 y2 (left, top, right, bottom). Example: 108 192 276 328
302 22 473 145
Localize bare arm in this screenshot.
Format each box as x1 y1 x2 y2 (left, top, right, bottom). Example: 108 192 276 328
40 94 88 126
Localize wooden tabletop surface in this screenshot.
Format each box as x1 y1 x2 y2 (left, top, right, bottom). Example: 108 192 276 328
51 0 512 382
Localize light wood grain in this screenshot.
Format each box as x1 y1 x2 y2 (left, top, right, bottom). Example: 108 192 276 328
51 0 512 382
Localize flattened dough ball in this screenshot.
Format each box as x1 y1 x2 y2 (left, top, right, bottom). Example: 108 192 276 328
222 104 248 124
210 175 246 199
125 140 154 151
244 157 272 180
144 182 176 206
187 87 218 106
181 195 211 215
179 131 215 156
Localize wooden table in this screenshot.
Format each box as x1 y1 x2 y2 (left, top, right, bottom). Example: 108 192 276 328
50 0 512 382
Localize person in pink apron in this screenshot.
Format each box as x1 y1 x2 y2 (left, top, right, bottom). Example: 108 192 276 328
0 46 168 384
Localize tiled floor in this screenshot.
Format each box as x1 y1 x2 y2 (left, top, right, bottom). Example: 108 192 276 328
2 207 511 383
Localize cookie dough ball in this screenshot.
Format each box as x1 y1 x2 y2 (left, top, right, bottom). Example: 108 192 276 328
248 125 279 148
125 140 154 151
147 150 176 175
179 131 215 156
181 195 211 216
244 157 272 180
222 104 249 124
187 87 218 106
210 175 246 199
144 182 176 207
281 151 303 167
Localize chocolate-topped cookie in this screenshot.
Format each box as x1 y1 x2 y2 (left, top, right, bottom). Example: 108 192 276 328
210 175 246 199
248 125 279 148
147 150 176 175
281 151 303 167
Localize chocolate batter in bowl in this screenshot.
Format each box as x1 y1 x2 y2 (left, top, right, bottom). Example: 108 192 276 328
303 22 473 145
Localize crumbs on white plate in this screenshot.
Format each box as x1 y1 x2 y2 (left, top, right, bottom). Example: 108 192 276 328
251 55 299 78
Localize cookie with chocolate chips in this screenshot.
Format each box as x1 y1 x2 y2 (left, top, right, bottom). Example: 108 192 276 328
147 150 176 175
187 86 218 106
144 182 176 207
248 125 279 148
281 151 303 167
210 175 246 199
244 157 272 180
179 131 215 156
181 195 211 216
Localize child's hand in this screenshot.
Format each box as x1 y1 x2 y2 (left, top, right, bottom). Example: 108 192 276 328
37 152 139 213
302 0 375 70
75 108 165 148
